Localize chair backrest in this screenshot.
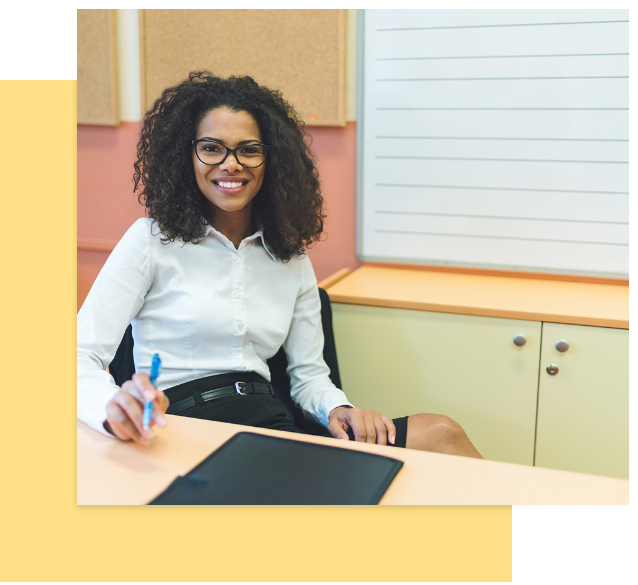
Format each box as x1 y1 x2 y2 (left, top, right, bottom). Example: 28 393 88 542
108 287 340 434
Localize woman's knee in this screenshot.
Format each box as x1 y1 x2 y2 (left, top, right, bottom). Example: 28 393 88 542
406 413 469 451
416 412 463 433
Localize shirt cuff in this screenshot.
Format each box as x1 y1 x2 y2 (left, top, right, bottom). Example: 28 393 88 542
318 397 355 427
78 405 119 438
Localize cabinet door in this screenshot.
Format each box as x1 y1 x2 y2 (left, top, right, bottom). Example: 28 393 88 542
332 303 542 465
535 322 628 479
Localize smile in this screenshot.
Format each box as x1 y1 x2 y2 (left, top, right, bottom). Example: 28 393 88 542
214 180 247 188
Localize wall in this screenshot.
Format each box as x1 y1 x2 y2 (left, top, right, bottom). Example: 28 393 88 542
77 121 361 310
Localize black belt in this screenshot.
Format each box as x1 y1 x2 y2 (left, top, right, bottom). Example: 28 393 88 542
167 381 273 415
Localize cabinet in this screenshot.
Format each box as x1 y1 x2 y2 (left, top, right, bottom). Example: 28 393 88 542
325 267 628 479
332 304 541 466
535 323 628 479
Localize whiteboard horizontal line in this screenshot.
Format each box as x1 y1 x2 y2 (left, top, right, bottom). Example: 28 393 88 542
376 76 628 81
376 20 628 32
375 210 628 225
376 107 629 111
376 136 628 142
376 229 627 246
375 183 629 195
375 155 628 164
377 53 629 61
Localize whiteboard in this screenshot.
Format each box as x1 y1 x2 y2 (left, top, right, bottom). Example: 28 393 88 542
357 9 628 278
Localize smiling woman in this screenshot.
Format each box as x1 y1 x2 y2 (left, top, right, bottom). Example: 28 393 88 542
77 70 482 459
133 71 325 261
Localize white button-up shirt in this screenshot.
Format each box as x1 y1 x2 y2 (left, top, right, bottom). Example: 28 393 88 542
77 218 352 435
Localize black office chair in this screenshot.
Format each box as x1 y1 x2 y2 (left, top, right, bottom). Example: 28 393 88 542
108 288 340 436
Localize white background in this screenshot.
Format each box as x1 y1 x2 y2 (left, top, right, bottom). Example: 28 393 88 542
8 2 633 584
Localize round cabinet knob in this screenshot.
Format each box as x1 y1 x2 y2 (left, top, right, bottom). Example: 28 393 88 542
555 339 569 352
546 364 559 376
513 334 527 347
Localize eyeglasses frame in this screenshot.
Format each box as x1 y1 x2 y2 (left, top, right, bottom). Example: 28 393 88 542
192 138 269 169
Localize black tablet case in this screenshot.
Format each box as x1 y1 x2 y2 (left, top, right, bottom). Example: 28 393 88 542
148 431 404 505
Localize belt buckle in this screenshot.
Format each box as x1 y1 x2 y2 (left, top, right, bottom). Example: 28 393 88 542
235 381 248 395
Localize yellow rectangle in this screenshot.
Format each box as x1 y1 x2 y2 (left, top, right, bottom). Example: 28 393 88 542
0 80 510 582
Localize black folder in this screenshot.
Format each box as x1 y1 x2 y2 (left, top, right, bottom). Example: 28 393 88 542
148 431 404 505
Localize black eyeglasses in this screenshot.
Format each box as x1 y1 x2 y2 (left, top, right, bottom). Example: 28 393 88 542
192 138 268 168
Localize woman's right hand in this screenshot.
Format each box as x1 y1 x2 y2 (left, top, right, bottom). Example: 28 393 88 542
104 373 170 444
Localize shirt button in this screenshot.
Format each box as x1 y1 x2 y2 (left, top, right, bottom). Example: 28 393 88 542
236 258 243 264
237 323 245 332
233 353 242 359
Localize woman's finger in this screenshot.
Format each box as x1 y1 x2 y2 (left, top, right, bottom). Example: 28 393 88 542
105 400 146 444
351 409 377 444
111 388 150 441
348 409 370 443
131 372 158 401
373 414 388 445
108 418 137 443
382 415 397 445
152 393 169 428
326 417 350 440
128 373 169 429
121 378 145 402
363 411 379 444
157 391 170 412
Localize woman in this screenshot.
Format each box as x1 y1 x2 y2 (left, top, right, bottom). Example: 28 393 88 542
77 71 482 458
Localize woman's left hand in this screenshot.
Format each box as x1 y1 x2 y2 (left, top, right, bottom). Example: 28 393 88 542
327 406 396 446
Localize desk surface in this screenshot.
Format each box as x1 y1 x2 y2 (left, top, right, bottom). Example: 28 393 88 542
78 416 628 505
325 267 628 329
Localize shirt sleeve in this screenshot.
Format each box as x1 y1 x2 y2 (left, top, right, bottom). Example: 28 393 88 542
77 219 153 435
283 255 354 427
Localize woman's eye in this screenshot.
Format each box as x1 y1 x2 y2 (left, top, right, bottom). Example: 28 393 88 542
201 144 222 153
239 146 260 156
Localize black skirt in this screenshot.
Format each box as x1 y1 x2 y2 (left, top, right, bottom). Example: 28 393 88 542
164 371 408 448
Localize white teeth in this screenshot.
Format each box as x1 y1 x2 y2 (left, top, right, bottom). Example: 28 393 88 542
218 181 243 188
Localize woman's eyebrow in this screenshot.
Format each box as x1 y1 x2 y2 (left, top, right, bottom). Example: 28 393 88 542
197 137 261 145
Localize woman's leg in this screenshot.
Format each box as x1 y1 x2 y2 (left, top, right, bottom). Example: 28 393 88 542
405 413 483 459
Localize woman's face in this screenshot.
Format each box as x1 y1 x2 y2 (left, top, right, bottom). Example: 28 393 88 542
193 107 266 222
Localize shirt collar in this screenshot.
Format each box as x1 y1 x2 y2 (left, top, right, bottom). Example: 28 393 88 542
202 223 277 262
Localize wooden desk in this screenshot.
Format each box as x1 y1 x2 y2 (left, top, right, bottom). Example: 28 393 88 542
77 416 628 505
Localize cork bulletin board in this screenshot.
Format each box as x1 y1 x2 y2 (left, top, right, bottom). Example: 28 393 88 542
77 9 119 125
140 9 346 126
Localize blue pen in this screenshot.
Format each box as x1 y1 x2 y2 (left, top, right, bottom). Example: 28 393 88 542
143 353 162 431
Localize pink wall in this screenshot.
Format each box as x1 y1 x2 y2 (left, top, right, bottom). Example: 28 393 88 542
77 121 361 310
78 122 145 240
303 123 362 282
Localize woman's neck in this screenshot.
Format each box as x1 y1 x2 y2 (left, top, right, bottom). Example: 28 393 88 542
209 207 254 250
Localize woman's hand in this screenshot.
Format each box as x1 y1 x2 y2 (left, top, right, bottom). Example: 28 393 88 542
327 406 396 446
103 373 170 445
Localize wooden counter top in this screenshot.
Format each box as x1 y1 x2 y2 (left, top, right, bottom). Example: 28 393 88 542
324 267 628 329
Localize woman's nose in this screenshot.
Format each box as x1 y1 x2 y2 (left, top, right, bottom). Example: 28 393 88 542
219 151 242 172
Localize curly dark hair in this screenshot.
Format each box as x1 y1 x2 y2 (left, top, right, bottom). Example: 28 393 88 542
133 71 325 261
